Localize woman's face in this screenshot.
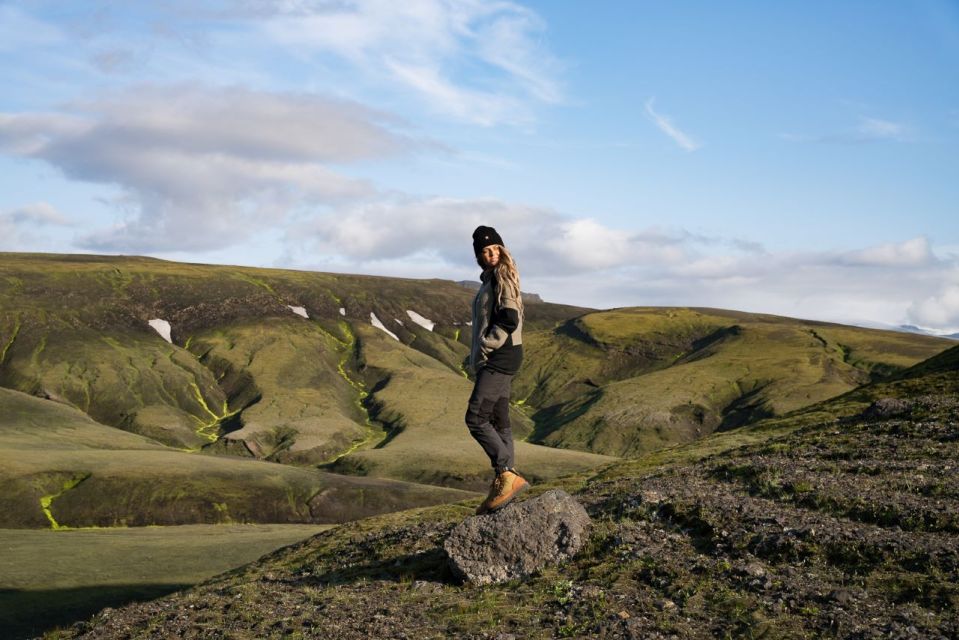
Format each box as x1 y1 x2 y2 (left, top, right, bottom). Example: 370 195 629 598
480 245 501 268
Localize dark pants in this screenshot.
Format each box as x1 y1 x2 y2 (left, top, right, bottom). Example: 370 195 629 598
465 367 515 474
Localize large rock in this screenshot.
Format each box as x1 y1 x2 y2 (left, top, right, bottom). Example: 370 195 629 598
444 489 592 585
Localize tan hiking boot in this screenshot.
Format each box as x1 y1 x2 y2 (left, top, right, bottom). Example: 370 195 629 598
475 476 498 515
478 470 529 514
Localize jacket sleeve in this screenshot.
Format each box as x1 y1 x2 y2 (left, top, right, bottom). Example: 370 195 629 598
480 280 520 352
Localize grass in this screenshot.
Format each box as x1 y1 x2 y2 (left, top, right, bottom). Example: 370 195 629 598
0 523 331 639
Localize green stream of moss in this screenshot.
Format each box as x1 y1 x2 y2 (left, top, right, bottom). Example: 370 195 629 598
39 473 91 530
0 317 20 365
318 320 384 463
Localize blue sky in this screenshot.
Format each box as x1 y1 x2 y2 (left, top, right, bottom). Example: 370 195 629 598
1 1 958 331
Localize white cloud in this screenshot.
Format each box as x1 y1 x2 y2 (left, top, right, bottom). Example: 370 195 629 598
260 0 562 125
908 282 959 332
0 85 419 252
3 202 72 226
285 205 959 331
0 202 73 251
385 58 523 126
838 237 934 267
644 98 701 152
285 196 699 279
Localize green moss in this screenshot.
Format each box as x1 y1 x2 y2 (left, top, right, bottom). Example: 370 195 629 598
39 473 92 530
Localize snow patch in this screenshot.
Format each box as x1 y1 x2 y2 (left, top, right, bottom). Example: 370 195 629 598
395 318 404 326
370 312 399 340
148 319 172 343
406 310 435 331
339 307 346 316
287 305 309 319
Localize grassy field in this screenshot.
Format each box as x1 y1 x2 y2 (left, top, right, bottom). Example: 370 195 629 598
0 523 331 639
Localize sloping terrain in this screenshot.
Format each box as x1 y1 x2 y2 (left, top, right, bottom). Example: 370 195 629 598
1 254 951 516
0 387 475 529
47 346 959 639
0 253 592 463
0 253 499 458
0 252 604 527
514 307 949 456
328 325 616 492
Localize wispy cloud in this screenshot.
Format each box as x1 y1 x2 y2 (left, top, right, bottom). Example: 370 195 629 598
782 114 915 144
3 202 72 226
644 98 701 152
0 202 73 251
0 5 63 52
857 116 909 140
837 237 935 267
259 0 563 126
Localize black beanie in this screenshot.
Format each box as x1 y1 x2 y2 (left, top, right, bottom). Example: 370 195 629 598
472 225 504 255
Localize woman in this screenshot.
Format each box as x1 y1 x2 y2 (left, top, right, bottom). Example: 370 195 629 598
466 225 529 515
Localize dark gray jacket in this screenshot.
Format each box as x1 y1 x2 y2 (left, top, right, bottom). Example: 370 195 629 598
470 269 523 375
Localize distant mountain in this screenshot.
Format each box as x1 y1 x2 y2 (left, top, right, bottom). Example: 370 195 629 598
897 324 959 340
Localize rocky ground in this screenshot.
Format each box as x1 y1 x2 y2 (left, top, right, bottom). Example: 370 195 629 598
46 395 958 639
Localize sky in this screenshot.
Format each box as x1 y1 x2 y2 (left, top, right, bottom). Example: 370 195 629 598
1 0 958 332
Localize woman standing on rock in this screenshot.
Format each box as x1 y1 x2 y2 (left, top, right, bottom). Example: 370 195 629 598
467 225 529 515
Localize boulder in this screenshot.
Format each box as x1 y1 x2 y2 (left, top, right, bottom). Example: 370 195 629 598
862 397 914 419
444 489 592 585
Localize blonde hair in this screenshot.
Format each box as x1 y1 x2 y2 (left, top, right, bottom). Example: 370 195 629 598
490 245 524 315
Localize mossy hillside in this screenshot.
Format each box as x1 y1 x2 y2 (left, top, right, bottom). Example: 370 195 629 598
186 318 371 464
0 523 331 640
329 326 616 492
0 253 586 459
0 321 238 450
49 363 959 639
0 253 486 332
0 387 168 451
0 387 476 529
594 342 959 484
516 307 951 457
0 447 477 529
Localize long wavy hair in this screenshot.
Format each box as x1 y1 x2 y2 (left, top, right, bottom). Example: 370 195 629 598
478 244 524 315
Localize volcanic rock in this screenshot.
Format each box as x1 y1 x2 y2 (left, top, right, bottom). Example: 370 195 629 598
443 489 591 585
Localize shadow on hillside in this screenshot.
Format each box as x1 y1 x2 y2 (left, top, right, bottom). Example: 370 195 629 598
529 392 603 443
299 547 455 587
0 584 189 640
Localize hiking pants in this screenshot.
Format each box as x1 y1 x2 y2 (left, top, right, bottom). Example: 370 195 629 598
465 367 515 474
